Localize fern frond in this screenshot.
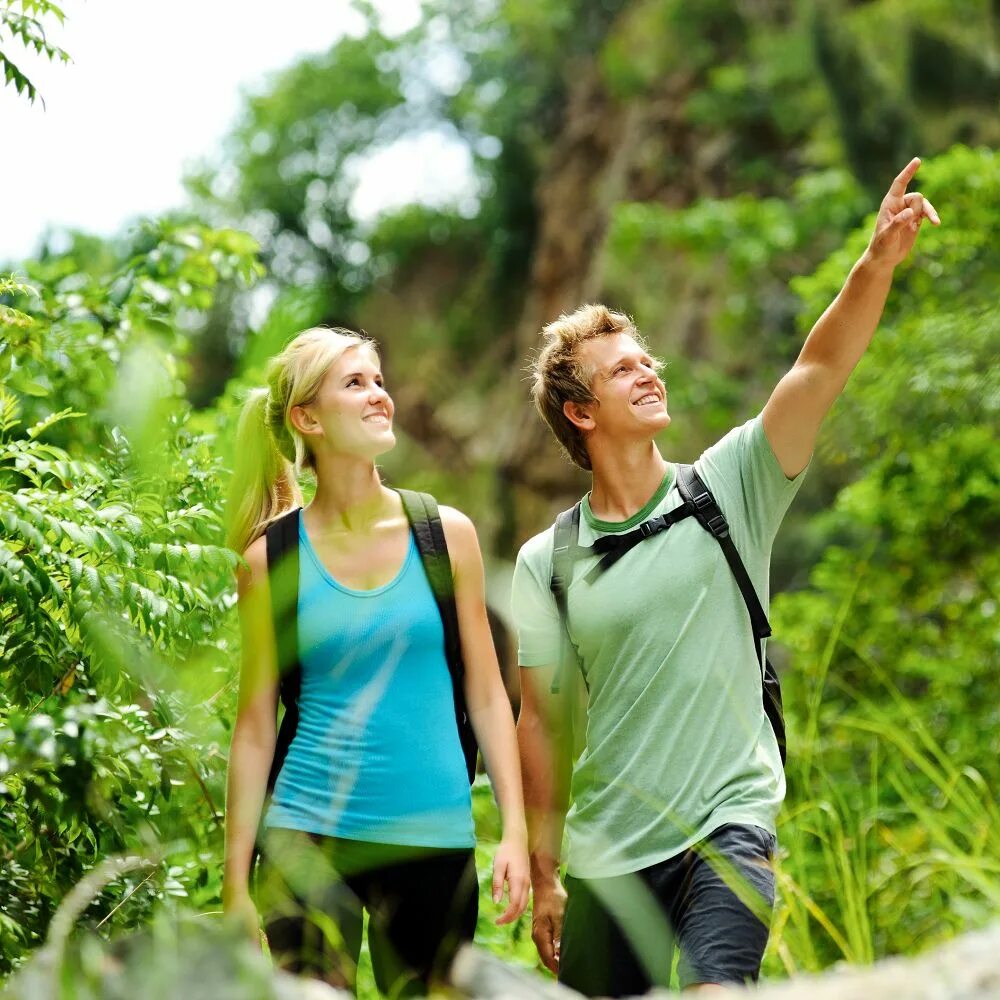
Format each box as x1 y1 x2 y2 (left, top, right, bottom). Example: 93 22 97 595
0 50 39 103
0 391 20 436
26 408 83 440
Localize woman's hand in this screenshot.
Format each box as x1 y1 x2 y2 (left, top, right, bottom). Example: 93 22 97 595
222 882 261 946
492 833 531 925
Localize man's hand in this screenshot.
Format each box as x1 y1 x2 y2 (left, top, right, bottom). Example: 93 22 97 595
531 876 568 975
867 157 941 269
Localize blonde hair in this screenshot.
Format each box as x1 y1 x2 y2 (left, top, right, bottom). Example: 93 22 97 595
530 304 657 470
225 326 375 554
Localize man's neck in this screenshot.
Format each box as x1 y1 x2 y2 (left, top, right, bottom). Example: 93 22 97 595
588 442 669 523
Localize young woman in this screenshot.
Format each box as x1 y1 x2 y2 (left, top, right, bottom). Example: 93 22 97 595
221 326 529 995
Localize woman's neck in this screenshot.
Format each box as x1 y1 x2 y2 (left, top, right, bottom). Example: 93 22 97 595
305 455 396 535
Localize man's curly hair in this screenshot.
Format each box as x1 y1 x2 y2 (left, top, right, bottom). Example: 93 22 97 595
530 304 658 470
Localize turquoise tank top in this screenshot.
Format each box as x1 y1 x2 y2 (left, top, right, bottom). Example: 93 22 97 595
264 520 475 848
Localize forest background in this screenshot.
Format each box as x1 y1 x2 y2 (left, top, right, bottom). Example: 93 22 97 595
1 0 998 995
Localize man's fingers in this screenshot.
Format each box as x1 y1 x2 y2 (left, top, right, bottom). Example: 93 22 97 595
904 192 925 219
887 206 915 233
903 190 940 223
532 919 559 974
889 157 921 198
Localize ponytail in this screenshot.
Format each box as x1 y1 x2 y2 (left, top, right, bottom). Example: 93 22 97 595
225 387 302 555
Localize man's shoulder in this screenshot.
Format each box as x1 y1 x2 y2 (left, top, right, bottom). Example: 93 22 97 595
516 521 557 571
696 415 761 467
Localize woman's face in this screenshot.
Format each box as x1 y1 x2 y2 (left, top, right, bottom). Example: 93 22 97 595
295 344 396 461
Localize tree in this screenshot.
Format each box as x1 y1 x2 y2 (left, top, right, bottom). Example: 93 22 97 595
0 0 69 105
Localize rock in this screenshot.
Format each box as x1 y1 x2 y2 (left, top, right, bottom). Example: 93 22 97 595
450 923 1000 999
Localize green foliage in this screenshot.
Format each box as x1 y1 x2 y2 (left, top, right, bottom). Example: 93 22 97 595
0 0 70 105
0 223 262 972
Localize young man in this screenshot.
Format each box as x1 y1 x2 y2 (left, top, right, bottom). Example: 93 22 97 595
513 159 939 996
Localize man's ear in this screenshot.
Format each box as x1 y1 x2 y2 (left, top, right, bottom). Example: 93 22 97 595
563 399 596 432
288 403 322 437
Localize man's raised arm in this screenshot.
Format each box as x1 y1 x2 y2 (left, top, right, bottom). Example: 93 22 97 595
763 156 941 479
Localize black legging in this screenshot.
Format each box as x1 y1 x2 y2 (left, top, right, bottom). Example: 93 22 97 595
256 829 478 996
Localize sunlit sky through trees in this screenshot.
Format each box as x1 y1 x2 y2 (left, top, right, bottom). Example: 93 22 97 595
0 0 476 263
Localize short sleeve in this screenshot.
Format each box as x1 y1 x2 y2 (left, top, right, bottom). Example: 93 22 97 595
695 413 808 553
511 531 563 668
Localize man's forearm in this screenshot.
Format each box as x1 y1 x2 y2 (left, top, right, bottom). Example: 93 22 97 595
796 250 896 387
517 704 571 886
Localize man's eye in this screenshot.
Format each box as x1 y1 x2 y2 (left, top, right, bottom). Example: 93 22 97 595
614 366 628 376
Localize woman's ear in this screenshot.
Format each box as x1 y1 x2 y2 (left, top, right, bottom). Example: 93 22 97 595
288 403 321 438
563 399 596 432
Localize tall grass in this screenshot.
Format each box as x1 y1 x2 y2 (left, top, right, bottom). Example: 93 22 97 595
765 618 1000 978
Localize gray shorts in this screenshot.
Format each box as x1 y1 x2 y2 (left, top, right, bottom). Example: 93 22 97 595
559 823 777 996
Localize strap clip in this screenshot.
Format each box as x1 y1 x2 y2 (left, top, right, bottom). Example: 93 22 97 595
706 513 729 539
693 491 713 510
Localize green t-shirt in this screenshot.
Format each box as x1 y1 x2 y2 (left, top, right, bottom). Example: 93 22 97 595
512 415 807 878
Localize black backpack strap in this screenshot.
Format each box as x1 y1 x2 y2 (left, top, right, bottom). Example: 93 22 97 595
549 502 585 695
264 507 303 793
251 506 302 883
397 488 479 782
674 465 785 764
674 465 772 653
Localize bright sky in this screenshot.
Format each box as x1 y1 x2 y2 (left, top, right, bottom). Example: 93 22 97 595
0 0 476 265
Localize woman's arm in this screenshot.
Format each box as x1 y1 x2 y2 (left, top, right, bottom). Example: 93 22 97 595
222 534 279 934
441 506 529 925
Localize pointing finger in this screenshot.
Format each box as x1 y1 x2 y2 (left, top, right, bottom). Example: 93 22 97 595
889 157 921 199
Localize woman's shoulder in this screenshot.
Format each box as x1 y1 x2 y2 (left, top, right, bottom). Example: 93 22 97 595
236 533 270 598
437 503 478 555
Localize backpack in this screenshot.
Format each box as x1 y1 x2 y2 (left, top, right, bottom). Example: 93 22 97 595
548 465 786 765
262 489 479 797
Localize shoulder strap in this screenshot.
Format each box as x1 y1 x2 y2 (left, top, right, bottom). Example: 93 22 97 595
264 506 303 793
674 466 786 764
397 488 478 781
674 465 772 657
549 502 584 695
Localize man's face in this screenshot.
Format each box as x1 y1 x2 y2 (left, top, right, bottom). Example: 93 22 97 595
576 333 670 442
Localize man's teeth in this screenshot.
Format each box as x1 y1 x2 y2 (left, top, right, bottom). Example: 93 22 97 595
634 394 659 406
